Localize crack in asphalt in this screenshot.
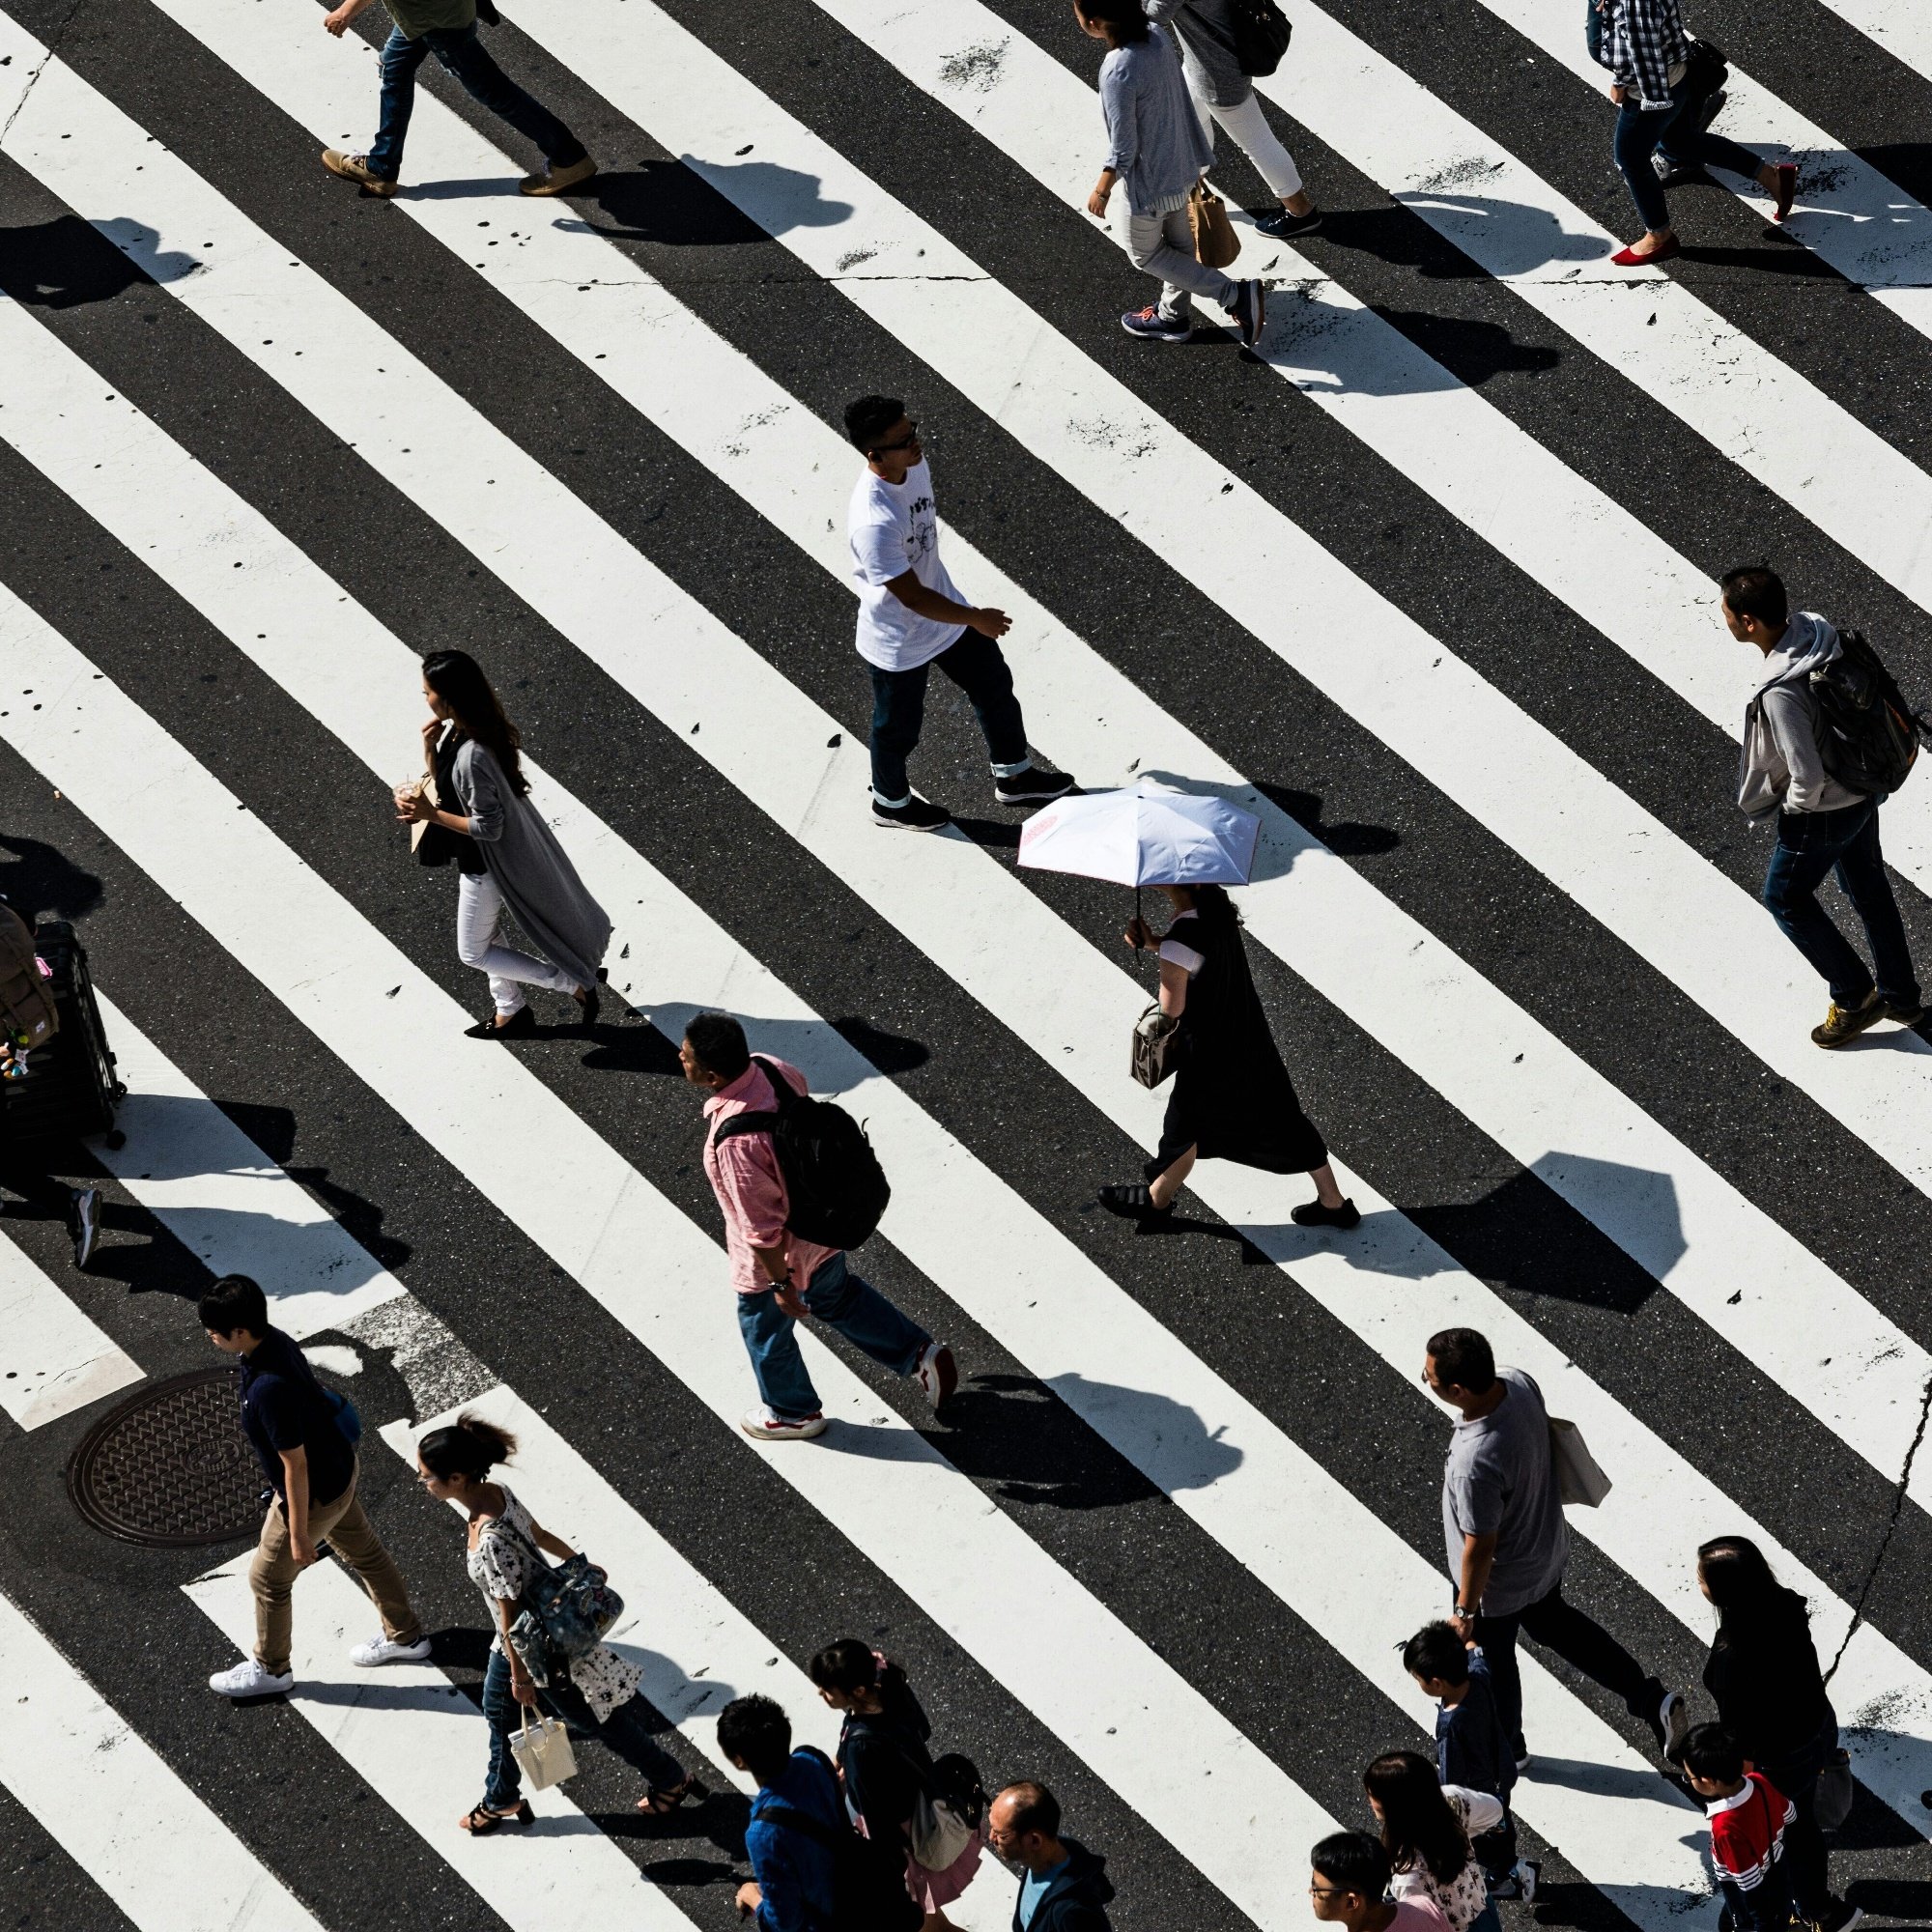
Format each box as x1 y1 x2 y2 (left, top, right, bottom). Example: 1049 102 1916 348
0 0 89 144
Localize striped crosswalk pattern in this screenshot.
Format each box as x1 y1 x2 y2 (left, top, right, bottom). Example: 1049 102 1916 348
0 0 1929 1921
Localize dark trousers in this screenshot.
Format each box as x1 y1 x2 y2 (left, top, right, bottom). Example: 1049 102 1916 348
0 1157 75 1229
1614 71 1765 232
368 24 584 182
1474 1579 1662 1752
1759 1710 1840 1919
1762 799 1920 1009
480 1648 684 1810
867 631 1029 806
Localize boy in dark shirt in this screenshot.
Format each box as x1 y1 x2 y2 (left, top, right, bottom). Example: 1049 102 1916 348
720 1695 843 1932
200 1273 427 1698
1404 1621 1537 1899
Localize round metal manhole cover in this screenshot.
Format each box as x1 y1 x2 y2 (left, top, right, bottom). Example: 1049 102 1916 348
67 1368 264 1547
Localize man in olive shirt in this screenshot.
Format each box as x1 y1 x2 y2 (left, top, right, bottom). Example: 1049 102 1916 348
319 0 594 199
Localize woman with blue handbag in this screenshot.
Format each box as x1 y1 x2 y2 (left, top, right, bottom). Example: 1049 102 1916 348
415 1415 706 1834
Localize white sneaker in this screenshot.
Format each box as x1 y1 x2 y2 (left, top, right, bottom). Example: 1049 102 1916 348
209 1657 294 1698
1659 1688 1690 1759
741 1405 827 1441
1512 1860 1540 1904
349 1634 433 1667
914 1342 959 1411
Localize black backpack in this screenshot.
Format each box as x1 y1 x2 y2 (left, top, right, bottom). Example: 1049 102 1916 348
1805 629 1932 797
757 1753 923 1932
1228 0 1293 76
712 1057 892 1252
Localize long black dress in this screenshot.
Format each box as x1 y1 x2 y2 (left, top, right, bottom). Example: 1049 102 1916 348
1148 904 1328 1179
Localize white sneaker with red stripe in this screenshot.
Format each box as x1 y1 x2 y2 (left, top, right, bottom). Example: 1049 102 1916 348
741 1406 828 1441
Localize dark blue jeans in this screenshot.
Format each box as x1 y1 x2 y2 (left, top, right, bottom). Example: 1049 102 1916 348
480 1647 685 1810
735 1252 929 1420
1763 799 1920 1009
368 24 584 183
1614 71 1764 232
867 630 1030 807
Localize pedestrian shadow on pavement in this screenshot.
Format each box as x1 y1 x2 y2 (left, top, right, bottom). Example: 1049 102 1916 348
541 157 852 246
0 215 197 308
0 832 104 920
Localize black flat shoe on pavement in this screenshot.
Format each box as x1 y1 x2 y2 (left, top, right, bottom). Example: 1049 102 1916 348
1292 1197 1360 1230
994 767 1077 807
872 796 952 832
1098 1182 1172 1220
574 982 601 1028
467 1005 537 1040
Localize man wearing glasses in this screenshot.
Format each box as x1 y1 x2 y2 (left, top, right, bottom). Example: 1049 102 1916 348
843 396 1076 831
1308 1833 1449 1931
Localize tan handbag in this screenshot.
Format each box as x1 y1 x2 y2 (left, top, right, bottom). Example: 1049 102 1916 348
509 1712 578 1790
408 771 440 853
1130 1003 1180 1090
1548 1416 1612 1507
1189 179 1240 270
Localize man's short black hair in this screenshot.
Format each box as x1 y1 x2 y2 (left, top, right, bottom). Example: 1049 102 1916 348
1311 1831 1392 1897
1720 565 1788 626
684 1011 751 1083
843 394 906 453
198 1273 269 1338
1401 1621 1472 1686
1677 1721 1746 1783
1426 1326 1495 1395
999 1780 1061 1839
716 1693 792 1782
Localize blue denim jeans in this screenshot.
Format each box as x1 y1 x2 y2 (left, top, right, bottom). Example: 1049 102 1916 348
1614 70 1764 232
736 1252 929 1420
867 630 1030 807
480 1648 685 1810
1762 799 1920 1009
367 24 584 183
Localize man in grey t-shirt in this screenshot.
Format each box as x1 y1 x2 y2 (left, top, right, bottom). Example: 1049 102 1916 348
1428 1327 1686 1765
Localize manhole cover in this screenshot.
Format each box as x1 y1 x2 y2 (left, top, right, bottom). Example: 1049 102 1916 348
68 1368 265 1548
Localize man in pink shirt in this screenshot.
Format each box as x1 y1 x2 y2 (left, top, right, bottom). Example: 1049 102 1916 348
1308 1834 1450 1932
681 1011 957 1441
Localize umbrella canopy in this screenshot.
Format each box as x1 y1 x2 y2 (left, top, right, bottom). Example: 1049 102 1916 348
1016 780 1261 888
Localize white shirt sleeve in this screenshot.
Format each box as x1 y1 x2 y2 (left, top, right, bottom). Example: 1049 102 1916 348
1442 1786 1506 1836
1158 937 1206 977
851 515 908 587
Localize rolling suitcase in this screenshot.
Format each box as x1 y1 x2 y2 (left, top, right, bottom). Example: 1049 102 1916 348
3 919 125 1149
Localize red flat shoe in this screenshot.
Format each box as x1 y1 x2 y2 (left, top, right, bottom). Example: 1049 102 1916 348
1610 235 1680 266
1772 160 1798 222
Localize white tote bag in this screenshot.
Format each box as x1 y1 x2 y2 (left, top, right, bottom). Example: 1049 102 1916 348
510 1713 579 1790
1548 1416 1612 1507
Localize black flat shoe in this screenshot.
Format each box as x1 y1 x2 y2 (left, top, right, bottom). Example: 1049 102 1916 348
575 983 600 1028
1292 1197 1359 1230
1098 1182 1172 1220
467 1005 537 1041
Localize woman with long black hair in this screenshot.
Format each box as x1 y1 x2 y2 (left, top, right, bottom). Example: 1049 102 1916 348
1697 1537 1856 1932
1362 1750 1503 1932
1098 881 1356 1227
393 650 611 1038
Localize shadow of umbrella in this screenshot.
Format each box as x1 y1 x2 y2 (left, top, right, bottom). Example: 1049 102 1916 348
1525 1151 1687 1293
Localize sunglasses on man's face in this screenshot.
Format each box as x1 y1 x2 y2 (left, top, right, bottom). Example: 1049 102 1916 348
871 422 920 454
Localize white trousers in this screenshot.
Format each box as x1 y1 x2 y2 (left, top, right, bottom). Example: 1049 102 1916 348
456 870 575 1015
1183 58 1303 201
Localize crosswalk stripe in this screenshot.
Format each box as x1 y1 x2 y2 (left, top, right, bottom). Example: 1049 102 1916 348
0 1586 325 1931
0 586 1346 1932
3 39 1927 1599
1797 0 1932 93
0 1229 140 1429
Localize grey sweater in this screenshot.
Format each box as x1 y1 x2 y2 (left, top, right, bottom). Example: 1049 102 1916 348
451 737 613 989
1100 27 1214 215
1736 611 1864 819
1145 0 1251 109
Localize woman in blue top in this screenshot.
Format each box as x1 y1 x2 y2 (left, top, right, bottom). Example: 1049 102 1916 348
1074 0 1265 347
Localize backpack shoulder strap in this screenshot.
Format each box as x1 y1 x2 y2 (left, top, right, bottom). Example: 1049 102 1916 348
709 1059 793 1148
755 1801 850 1856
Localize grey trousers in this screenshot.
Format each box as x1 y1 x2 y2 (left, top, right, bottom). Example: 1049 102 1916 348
1123 203 1236 321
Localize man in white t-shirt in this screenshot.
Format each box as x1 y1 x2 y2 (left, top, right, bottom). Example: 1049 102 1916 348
844 395 1075 830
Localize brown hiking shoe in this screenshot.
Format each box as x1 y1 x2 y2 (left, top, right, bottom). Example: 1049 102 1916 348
321 149 398 197
1811 989 1884 1048
520 154 597 196
1878 996 1927 1029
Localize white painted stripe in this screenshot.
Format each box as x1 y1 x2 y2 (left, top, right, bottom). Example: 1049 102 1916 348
0 1227 140 1429
0 593 1340 1932
5 14 1929 1701
1252 4 1932 616
183 1553 691 1932
1814 0 1932 87
0 1586 323 1931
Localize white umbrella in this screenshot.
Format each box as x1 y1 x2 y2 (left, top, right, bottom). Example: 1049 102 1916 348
1017 780 1261 903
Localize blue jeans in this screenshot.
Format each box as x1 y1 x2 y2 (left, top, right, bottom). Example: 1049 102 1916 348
367 24 584 183
1613 71 1763 232
867 631 1030 807
736 1252 929 1420
480 1648 685 1810
1763 799 1920 1009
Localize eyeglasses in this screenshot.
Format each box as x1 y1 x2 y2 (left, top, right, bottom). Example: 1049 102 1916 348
870 421 920 454
1308 1886 1352 1897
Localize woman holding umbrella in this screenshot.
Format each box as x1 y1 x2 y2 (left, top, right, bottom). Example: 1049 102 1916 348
1098 880 1357 1227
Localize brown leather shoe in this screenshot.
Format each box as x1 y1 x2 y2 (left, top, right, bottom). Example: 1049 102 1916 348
519 154 597 196
1811 989 1884 1048
321 149 398 197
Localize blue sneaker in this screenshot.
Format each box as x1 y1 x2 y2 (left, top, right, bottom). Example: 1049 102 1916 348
1121 302 1191 343
1254 205 1322 240
1230 278 1266 348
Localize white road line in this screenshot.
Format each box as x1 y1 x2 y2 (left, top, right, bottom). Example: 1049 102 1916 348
1772 0 1932 105
0 1586 324 1932
0 1228 140 1429
0 593 1345 1932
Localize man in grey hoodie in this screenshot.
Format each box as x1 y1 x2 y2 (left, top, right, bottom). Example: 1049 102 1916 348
1725 564 1923 1047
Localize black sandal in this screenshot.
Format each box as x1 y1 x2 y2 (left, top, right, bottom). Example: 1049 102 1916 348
637 1775 709 1815
459 1800 532 1833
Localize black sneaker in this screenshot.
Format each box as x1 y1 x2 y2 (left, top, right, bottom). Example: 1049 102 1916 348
872 796 952 832
1291 1197 1359 1230
1816 1901 1864 1932
994 767 1077 807
1098 1182 1172 1220
1254 205 1321 240
1230 278 1266 348
70 1187 99 1271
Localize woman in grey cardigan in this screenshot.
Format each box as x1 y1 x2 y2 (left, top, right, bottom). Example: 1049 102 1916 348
1145 0 1320 239
394 650 611 1039
1077 0 1265 347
